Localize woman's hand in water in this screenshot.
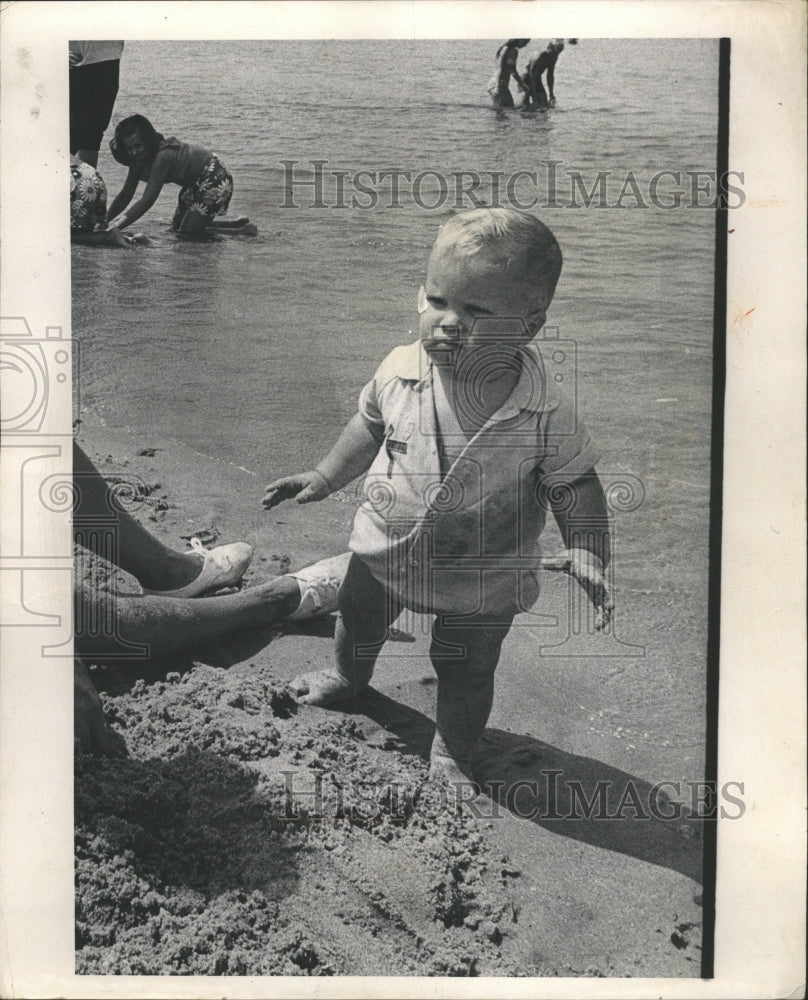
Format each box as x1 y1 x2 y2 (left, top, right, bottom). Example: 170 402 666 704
262 470 332 509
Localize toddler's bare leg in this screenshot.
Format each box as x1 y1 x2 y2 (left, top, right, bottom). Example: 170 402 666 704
429 616 513 787
290 555 401 706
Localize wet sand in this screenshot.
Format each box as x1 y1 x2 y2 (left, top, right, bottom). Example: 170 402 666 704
74 417 704 977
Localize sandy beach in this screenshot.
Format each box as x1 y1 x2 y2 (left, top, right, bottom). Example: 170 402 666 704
75 415 704 977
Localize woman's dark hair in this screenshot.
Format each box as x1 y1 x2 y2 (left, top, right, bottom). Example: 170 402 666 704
496 38 530 59
109 115 164 167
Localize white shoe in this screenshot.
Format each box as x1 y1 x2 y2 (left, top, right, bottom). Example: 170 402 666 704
286 552 351 621
145 537 254 598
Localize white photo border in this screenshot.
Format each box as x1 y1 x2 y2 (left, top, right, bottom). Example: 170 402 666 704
0 3 805 998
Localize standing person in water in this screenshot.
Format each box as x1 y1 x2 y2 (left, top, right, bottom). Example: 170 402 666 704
524 39 565 109
487 39 530 108
69 41 124 168
106 114 236 235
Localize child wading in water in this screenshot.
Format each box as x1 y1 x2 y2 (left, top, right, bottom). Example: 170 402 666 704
488 39 530 108
264 208 613 792
106 114 238 235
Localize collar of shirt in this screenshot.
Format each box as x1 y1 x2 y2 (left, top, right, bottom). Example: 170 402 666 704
391 339 559 421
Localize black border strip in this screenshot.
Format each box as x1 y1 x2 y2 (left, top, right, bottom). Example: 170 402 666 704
701 34 730 980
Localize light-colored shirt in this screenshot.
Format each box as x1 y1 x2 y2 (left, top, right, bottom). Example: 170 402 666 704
349 339 600 614
69 41 124 67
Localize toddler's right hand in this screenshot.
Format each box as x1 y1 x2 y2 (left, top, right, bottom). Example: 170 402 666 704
262 470 331 509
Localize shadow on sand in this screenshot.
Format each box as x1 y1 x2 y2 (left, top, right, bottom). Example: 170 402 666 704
356 688 704 884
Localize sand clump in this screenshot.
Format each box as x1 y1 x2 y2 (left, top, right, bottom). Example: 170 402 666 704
76 660 524 976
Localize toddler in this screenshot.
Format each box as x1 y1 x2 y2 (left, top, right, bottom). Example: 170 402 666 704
264 208 613 789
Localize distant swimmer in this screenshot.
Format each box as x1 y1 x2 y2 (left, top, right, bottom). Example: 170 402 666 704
106 114 252 237
487 39 530 109
524 39 565 110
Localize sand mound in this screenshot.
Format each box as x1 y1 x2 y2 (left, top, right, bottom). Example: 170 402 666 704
76 661 523 976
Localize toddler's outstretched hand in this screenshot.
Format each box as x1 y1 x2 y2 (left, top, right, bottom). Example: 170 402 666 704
263 470 331 509
565 548 614 631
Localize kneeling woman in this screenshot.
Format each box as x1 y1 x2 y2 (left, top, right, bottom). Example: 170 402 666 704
106 114 235 235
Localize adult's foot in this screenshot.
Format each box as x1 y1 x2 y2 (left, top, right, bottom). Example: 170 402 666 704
288 668 365 706
144 539 253 597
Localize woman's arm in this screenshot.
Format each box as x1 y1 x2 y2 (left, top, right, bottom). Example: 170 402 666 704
508 67 527 90
506 55 527 90
109 151 172 229
106 166 140 223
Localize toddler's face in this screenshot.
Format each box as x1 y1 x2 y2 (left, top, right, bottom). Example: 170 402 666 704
418 244 546 368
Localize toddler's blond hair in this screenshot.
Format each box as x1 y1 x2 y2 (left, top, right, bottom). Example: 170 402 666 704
434 208 562 308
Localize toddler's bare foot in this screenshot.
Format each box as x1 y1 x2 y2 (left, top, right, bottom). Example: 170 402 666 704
428 751 481 809
288 668 366 706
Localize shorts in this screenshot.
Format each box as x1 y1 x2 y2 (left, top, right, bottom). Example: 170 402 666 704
69 59 121 153
70 159 107 232
172 155 234 227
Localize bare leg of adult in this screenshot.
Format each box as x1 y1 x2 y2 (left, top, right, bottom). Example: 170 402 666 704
76 149 99 168
73 441 221 591
75 574 302 662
